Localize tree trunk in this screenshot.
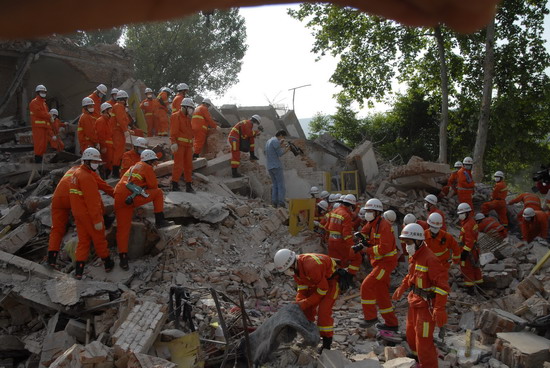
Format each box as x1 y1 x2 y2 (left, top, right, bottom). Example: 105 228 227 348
435 26 449 164
473 17 496 182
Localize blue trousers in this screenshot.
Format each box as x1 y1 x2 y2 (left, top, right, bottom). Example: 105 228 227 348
268 168 285 206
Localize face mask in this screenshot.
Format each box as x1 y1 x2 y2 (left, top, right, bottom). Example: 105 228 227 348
98 92 105 98
525 216 533 222
283 268 294 276
494 177 501 182
137 148 144 154
90 163 99 171
424 203 430 210
187 107 194 115
430 226 440 234
39 92 46 98
405 243 416 256
146 94 153 99
465 164 472 170
459 213 467 221
365 212 375 222
87 107 95 113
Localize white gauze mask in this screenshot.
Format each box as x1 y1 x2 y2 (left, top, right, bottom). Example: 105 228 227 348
365 212 375 222
459 213 467 220
406 243 416 256
430 226 440 234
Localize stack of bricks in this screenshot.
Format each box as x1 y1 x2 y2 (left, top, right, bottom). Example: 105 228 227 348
112 301 167 357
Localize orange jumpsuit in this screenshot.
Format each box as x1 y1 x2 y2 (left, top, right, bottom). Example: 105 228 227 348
88 92 102 119
140 98 158 136
69 165 111 262
96 114 114 170
481 180 508 226
112 102 130 168
114 161 164 254
359 216 399 327
120 150 141 176
29 95 51 157
478 216 507 239
191 104 217 155
228 120 257 168
440 170 459 198
107 99 117 107
171 93 184 113
424 229 460 269
170 110 194 183
155 91 170 136
459 216 482 287
48 166 113 253
520 210 548 243
456 167 475 208
509 193 542 222
294 253 339 338
48 117 65 152
401 245 449 368
77 108 98 152
326 205 362 275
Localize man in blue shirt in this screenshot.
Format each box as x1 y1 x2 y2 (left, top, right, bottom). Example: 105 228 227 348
265 130 290 207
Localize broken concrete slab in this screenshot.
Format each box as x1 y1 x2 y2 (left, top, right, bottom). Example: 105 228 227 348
318 349 352 367
516 275 544 299
48 343 84 368
64 319 86 343
223 176 250 191
80 341 112 365
197 153 232 177
493 331 550 368
153 158 207 177
86 264 134 285
40 331 77 367
45 277 118 306
0 222 37 253
0 204 24 226
477 308 527 336
382 358 416 368
163 191 229 224
346 139 379 190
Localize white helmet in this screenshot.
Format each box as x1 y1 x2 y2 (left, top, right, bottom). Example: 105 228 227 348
358 207 367 220
383 210 396 223
161 87 173 94
116 90 129 99
317 200 328 212
35 85 47 92
342 194 357 206
310 186 320 195
177 83 189 91
251 114 261 124
274 249 296 272
334 193 342 200
96 84 107 94
427 212 443 228
82 97 94 107
400 223 425 241
523 207 536 218
328 194 338 203
320 190 330 199
463 157 473 165
81 147 102 161
203 98 212 106
333 202 341 209
100 102 112 112
49 108 58 116
424 194 438 205
111 88 119 95
365 198 383 211
457 202 472 214
404 214 417 225
474 213 485 221
135 137 148 148
144 88 153 94
454 161 463 168
182 98 195 108
140 149 157 162
494 171 504 178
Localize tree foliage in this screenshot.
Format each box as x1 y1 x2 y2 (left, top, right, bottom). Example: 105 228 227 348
125 9 247 95
66 27 124 46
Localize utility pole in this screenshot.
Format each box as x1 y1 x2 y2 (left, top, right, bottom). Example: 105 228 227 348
288 84 311 112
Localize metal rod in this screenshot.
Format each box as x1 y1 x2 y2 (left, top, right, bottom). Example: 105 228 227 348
240 291 253 368
211 288 231 368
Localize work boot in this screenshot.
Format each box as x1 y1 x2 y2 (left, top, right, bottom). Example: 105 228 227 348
119 253 129 271
75 261 85 280
154 212 173 228
232 168 242 178
193 153 199 159
47 251 58 267
104 169 111 179
465 286 475 296
103 215 115 230
171 181 181 191
359 318 378 328
317 336 332 353
375 322 398 332
103 256 114 272
34 155 43 163
249 153 259 161
112 166 120 179
185 182 195 193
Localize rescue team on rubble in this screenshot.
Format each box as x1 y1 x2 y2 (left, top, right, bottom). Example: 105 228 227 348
274 156 548 367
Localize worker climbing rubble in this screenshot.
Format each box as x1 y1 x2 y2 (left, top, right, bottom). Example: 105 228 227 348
228 114 261 178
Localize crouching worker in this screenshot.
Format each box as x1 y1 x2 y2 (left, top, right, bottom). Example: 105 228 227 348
393 223 450 368
114 149 172 270
69 148 114 279
274 249 340 353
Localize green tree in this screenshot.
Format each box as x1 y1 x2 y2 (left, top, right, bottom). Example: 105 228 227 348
66 27 124 46
125 9 247 95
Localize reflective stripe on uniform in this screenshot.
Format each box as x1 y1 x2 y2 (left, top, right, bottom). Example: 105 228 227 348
375 269 385 280
379 306 394 314
105 140 113 144
434 249 448 257
69 189 83 195
318 325 334 332
415 265 428 272
192 115 205 120
202 125 208 130
307 254 323 264
433 287 448 296
317 288 328 296
348 265 359 271
177 137 192 143
77 127 83 131
297 285 308 291
231 161 240 165
145 113 153 116
422 322 430 338
63 173 74 178
361 299 376 305
35 120 47 124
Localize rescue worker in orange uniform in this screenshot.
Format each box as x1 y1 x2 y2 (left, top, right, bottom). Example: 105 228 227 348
439 161 463 199
424 212 461 269
520 208 548 243
111 90 131 178
170 98 195 193
77 97 99 153
274 249 339 352
155 87 171 136
393 223 450 368
107 88 119 107
326 194 362 276
417 194 447 231
456 156 475 208
481 171 508 228
30 85 51 163
47 162 114 268
191 98 218 158
69 148 114 279
140 88 158 136
48 109 66 152
356 198 399 331
114 149 172 270
457 202 482 294
474 213 507 239
228 115 261 178
171 83 188 113
399 213 419 260
313 200 330 245
96 103 115 178
508 192 542 222
87 84 107 118
121 137 149 175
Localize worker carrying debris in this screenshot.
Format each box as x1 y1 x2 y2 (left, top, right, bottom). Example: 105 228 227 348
96 103 115 179
481 171 509 228
439 161 462 199
114 149 172 270
140 88 159 137
69 148 114 279
424 212 461 269
228 115 261 178
456 156 475 208
520 207 548 244
170 97 195 193
474 213 508 239
274 249 340 352
457 202 483 294
77 97 99 153
191 98 218 159
111 90 131 178
393 223 450 368
87 84 107 118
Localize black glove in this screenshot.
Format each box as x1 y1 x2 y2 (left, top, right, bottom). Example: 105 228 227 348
354 232 366 244
352 243 364 253
336 269 351 292
460 250 470 262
